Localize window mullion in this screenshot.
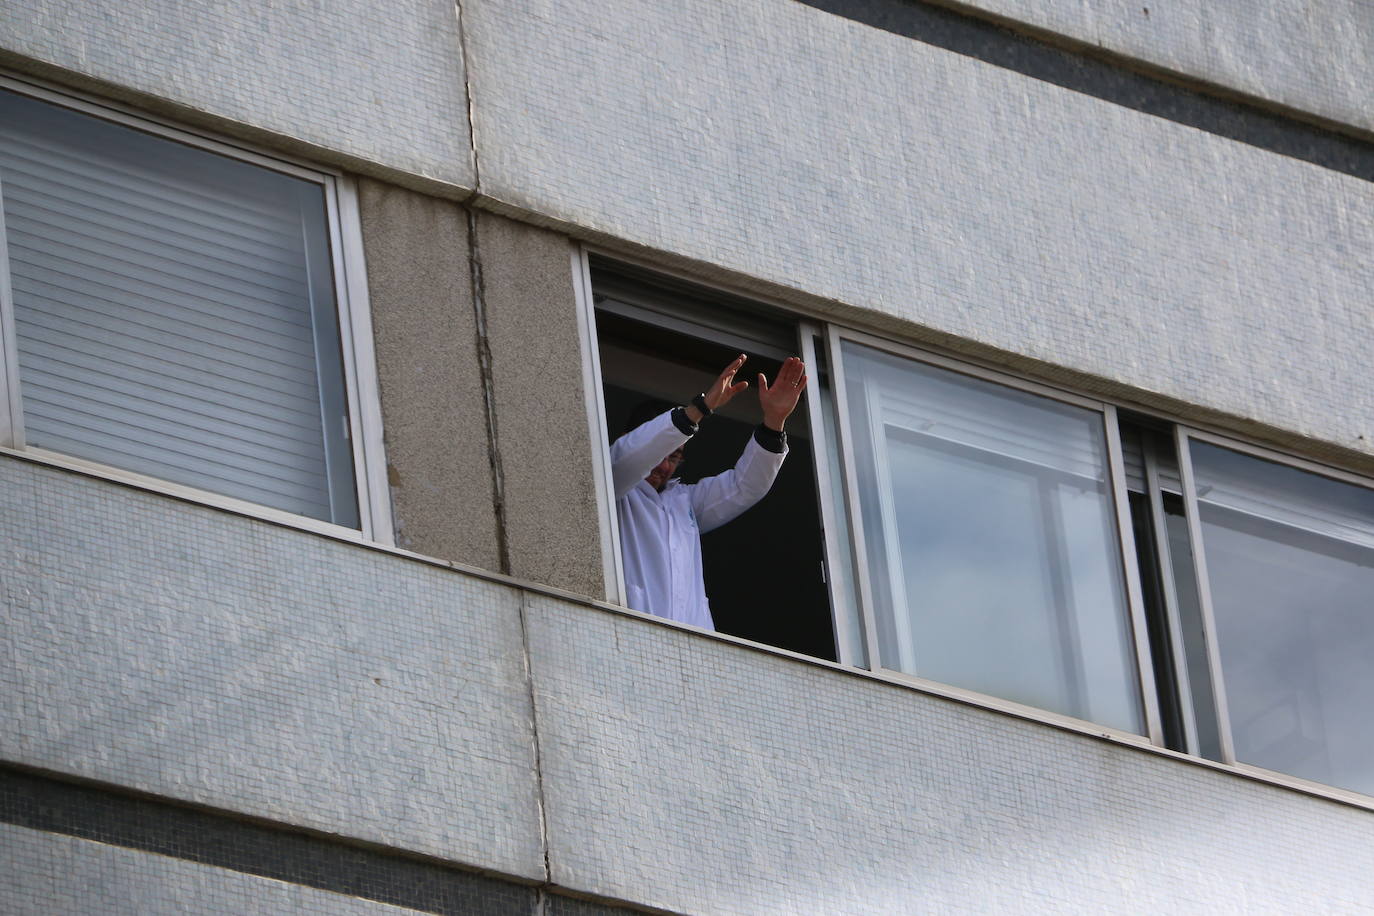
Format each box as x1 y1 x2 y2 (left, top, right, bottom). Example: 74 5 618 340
0 174 24 449
573 244 625 605
325 175 392 543
799 323 862 667
1106 406 1165 746
824 323 884 672
1142 437 1201 754
1174 426 1239 763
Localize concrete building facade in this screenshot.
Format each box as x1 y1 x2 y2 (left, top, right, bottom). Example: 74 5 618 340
2 1 1373 912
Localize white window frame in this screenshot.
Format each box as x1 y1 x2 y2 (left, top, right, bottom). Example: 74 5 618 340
1175 425 1374 772
822 325 1164 746
572 243 625 602
0 73 393 545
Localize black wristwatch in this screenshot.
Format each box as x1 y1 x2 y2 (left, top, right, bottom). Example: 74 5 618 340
691 393 713 417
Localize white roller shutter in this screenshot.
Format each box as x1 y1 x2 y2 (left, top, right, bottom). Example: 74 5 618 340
0 90 358 526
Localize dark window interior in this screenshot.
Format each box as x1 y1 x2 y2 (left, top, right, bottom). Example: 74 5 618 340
592 260 837 661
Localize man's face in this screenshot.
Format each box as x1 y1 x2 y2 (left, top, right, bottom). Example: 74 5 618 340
645 448 685 492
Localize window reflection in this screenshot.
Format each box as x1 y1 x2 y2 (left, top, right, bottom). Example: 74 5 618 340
842 341 1143 734
1192 442 1374 796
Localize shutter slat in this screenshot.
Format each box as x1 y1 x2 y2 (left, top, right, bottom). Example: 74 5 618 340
8 206 314 320
14 285 322 392
0 133 302 240
25 395 328 501
21 351 328 452
12 250 319 367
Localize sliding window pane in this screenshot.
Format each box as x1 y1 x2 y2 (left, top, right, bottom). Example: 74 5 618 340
842 341 1142 733
1191 442 1374 796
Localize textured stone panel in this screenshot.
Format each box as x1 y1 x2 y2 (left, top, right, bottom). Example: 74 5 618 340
0 823 425 916
933 0 1374 134
0 459 543 880
359 179 502 569
464 0 1374 456
477 211 606 598
526 596 1374 915
0 0 472 185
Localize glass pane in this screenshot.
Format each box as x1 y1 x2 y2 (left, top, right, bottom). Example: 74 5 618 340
1191 442 1374 796
0 89 358 526
841 341 1143 733
1161 495 1224 761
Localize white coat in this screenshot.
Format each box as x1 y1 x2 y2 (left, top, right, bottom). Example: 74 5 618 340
611 410 787 630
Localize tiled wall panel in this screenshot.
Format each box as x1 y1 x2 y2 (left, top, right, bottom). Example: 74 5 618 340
0 459 543 880
464 0 1374 457
0 823 424 916
526 595 1374 915
0 0 472 186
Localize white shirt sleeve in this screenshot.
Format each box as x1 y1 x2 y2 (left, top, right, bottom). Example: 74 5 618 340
609 410 693 499
688 434 787 533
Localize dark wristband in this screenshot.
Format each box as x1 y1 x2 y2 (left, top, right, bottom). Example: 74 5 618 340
753 424 787 454
670 406 699 436
691 393 712 417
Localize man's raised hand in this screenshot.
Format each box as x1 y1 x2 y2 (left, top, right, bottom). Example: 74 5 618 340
704 353 750 411
758 356 808 431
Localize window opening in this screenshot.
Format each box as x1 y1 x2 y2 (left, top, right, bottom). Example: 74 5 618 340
591 259 837 661
1120 417 1222 758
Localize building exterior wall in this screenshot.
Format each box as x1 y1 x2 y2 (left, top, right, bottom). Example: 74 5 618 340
1 824 425 916
3 0 1374 912
527 593 1374 915
464 0 1374 462
910 0 1374 134
358 179 503 569
4 458 1373 913
477 211 606 596
0 458 545 881
0 0 474 188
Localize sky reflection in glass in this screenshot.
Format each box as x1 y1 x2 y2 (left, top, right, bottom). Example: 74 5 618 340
1192 442 1374 796
843 342 1142 734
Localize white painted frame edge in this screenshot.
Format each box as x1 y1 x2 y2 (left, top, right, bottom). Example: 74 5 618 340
331 175 394 545
1174 426 1239 764
1105 404 1165 745
1141 438 1202 755
0 173 22 449
825 324 886 672
798 323 864 667
572 243 625 603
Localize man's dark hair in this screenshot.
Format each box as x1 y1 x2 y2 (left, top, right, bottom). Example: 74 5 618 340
623 398 677 436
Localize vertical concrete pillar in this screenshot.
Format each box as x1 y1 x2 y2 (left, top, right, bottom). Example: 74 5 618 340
356 178 502 570
477 211 606 598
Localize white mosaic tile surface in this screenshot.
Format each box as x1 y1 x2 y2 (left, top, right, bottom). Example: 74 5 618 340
0 459 543 880
526 594 1374 915
464 0 1374 456
1 0 472 185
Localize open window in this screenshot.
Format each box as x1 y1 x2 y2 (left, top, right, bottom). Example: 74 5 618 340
588 257 839 662
579 254 1374 804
